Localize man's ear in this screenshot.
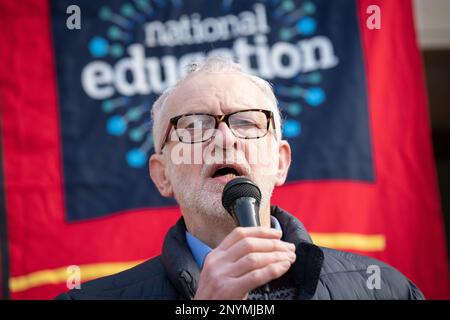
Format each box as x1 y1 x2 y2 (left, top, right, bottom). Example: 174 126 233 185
275 140 291 187
149 154 174 197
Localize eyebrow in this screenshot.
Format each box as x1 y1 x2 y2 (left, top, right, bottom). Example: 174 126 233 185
180 103 258 116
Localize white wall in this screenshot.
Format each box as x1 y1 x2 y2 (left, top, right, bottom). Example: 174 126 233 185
414 0 450 49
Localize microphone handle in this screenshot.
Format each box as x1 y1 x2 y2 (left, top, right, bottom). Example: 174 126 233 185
233 197 260 227
232 197 270 299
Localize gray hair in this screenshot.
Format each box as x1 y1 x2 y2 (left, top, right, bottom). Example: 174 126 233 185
151 57 283 153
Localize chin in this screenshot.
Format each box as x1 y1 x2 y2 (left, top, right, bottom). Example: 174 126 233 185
203 178 226 194
196 189 228 217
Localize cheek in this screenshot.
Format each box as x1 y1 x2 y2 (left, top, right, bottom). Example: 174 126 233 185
243 138 278 175
182 164 203 178
168 141 199 165
168 162 203 187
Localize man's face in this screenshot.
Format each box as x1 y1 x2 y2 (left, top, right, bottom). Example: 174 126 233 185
151 72 290 225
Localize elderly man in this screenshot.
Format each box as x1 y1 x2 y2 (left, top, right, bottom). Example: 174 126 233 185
56 58 423 300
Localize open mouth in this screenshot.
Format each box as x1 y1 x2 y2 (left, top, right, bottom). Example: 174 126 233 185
212 166 241 178
209 164 246 181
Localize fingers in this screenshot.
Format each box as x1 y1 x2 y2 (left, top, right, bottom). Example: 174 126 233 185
194 226 297 300
224 237 295 262
231 260 293 294
228 250 296 278
218 227 283 251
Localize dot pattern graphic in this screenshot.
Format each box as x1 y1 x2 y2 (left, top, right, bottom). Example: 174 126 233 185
89 0 326 168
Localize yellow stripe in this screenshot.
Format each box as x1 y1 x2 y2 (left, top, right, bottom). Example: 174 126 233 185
10 261 142 293
311 233 386 252
10 233 385 293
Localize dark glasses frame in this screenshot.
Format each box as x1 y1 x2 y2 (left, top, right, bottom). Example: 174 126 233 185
158 108 275 154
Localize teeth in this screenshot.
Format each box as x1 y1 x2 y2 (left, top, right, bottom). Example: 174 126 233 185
213 173 236 179
212 166 240 178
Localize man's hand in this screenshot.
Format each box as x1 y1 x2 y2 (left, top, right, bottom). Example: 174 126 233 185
194 227 296 300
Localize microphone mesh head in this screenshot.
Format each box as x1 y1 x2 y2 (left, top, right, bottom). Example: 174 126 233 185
222 177 262 214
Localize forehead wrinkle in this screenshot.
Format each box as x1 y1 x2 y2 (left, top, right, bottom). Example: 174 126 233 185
167 89 221 117
154 71 279 150
167 73 265 116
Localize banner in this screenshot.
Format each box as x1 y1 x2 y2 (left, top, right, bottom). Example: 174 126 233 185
0 0 448 299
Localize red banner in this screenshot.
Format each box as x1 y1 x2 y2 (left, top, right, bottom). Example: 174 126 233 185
0 0 448 299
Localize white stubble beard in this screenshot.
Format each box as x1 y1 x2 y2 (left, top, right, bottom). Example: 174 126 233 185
171 165 277 231
169 141 279 231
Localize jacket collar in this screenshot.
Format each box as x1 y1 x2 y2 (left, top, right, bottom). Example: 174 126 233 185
271 207 324 299
161 218 200 299
161 206 324 300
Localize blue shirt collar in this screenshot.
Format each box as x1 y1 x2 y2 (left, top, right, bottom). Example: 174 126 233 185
185 216 282 269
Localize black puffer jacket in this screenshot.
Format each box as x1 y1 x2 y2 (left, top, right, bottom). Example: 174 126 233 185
56 206 424 300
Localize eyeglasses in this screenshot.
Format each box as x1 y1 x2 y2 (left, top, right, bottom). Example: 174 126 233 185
158 109 275 153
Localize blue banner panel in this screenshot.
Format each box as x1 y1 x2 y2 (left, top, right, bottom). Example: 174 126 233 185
50 0 372 220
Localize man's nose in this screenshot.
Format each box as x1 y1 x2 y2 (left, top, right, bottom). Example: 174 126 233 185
215 121 237 149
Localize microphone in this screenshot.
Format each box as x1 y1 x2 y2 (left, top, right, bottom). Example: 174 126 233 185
222 177 261 227
221 177 270 299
